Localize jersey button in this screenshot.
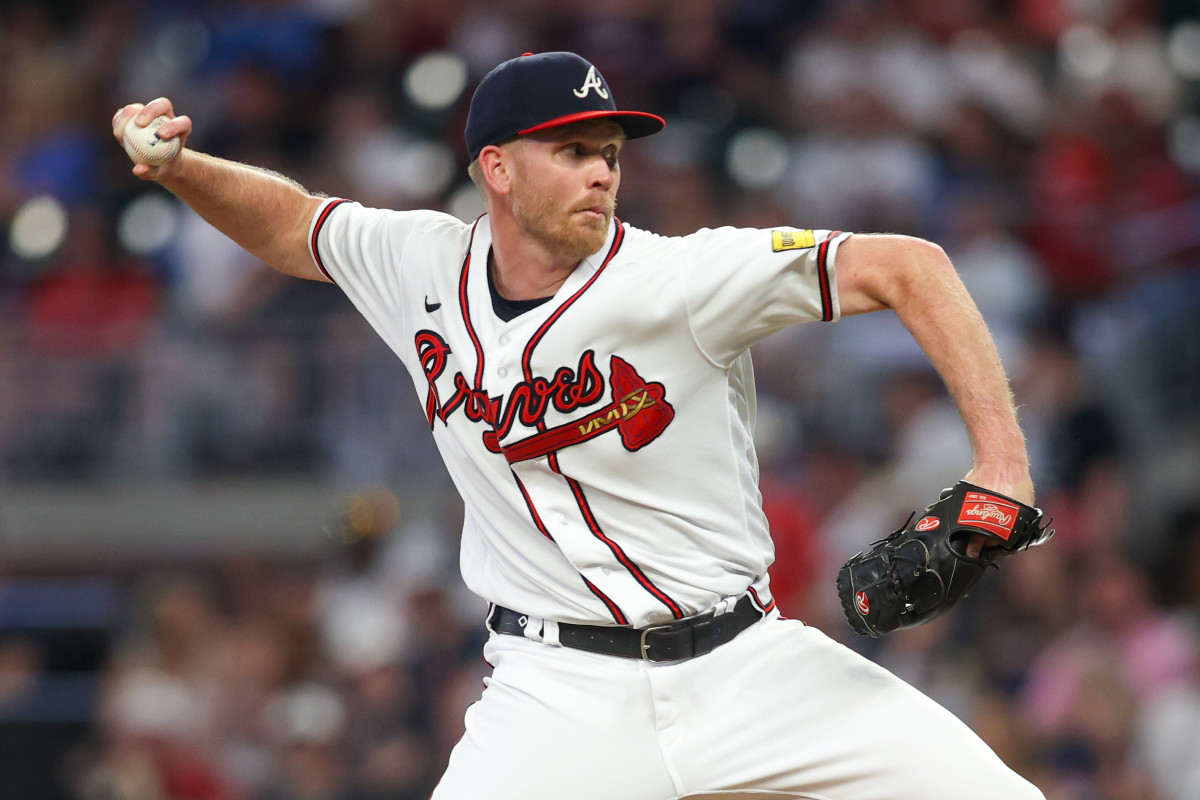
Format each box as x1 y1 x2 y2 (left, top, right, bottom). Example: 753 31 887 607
497 367 508 378
499 334 511 345
556 514 567 526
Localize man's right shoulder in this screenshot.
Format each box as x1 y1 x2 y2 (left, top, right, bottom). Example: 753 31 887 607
407 208 474 238
329 202 469 233
321 202 475 250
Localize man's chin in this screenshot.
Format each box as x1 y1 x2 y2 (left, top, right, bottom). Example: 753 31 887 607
517 211 610 262
553 223 609 263
577 218 610 249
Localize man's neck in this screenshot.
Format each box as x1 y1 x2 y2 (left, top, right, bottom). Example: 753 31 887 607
488 217 582 301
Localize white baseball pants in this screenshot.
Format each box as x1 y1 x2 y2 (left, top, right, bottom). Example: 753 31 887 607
430 615 1045 800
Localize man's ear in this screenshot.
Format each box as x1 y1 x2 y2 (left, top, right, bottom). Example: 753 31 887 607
479 144 513 195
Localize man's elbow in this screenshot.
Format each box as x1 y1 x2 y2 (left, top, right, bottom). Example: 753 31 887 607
267 200 328 281
892 235 952 276
838 234 955 314
271 248 329 282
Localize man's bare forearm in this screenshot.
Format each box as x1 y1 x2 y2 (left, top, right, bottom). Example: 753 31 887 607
113 99 326 282
159 150 325 280
837 234 1032 503
891 245 1031 501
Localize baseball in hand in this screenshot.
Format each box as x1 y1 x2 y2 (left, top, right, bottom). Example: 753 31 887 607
122 115 180 166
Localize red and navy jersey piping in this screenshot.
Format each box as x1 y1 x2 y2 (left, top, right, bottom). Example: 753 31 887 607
310 199 351 283
458 220 486 389
748 586 776 615
817 230 840 322
468 222 631 625
583 577 628 625
515 221 685 620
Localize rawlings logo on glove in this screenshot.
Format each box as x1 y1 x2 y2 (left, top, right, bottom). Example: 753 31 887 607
836 481 1054 637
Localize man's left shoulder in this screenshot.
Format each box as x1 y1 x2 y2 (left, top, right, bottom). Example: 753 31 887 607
615 222 720 262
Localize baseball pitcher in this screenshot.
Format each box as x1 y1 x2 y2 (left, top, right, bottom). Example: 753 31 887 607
113 51 1049 800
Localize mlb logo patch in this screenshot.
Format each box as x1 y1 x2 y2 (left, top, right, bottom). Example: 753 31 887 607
771 229 815 252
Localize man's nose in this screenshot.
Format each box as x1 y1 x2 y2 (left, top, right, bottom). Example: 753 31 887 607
589 159 616 190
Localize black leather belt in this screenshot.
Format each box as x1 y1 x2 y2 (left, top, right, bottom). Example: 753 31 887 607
487 594 765 663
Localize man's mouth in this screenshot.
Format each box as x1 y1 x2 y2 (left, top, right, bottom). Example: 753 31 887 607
576 204 612 221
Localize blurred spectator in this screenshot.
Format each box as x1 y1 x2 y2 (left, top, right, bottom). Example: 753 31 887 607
84 576 236 800
1022 556 1199 740
0 638 44 715
0 2 101 212
1016 324 1128 555
6 207 160 479
23 209 160 357
1136 658 1200 800
780 89 940 233
256 683 348 800
1026 118 1119 301
943 192 1049 364
975 543 1079 696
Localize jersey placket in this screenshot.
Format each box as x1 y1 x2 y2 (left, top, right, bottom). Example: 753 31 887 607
502 224 686 627
485 306 641 623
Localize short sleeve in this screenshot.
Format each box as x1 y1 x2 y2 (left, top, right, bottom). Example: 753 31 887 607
680 227 850 365
307 199 469 363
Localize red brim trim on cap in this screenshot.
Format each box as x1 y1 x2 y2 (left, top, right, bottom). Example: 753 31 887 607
519 110 665 140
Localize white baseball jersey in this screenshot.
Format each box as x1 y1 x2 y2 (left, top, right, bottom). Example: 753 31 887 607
309 199 849 628
308 200 1048 800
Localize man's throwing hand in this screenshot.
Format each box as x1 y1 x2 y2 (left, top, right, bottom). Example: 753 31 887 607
112 98 191 179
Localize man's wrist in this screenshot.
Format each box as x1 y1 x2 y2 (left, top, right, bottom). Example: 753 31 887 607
964 461 1035 506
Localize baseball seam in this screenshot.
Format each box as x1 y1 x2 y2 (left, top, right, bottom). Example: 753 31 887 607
124 121 179 164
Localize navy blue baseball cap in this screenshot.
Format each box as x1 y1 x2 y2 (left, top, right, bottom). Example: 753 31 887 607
465 52 665 162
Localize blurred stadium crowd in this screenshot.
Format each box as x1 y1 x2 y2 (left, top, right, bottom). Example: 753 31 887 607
2 0 1200 798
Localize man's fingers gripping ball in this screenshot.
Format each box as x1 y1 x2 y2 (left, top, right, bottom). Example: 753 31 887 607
836 480 1054 637
121 114 181 166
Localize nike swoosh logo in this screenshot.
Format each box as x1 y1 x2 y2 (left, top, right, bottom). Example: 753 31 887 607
424 296 441 312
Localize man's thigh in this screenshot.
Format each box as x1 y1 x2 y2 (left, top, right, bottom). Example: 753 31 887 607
659 619 1044 800
431 619 1044 800
430 634 678 800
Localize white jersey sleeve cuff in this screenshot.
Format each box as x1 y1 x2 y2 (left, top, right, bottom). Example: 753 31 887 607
307 197 351 284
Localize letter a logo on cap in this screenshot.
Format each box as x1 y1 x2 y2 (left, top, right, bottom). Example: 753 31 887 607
573 65 609 99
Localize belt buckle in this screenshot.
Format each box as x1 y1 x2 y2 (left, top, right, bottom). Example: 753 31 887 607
639 623 679 663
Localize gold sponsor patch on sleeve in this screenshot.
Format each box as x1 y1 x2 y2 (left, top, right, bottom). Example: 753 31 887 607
771 229 816 252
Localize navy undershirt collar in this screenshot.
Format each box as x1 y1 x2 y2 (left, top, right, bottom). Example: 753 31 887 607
488 250 554 322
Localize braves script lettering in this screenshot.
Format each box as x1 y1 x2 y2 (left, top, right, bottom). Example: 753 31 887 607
414 332 671 458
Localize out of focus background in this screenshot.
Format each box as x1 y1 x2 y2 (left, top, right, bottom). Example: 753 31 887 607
1 0 1199 798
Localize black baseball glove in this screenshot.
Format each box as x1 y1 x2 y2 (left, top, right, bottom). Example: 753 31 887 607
837 480 1053 637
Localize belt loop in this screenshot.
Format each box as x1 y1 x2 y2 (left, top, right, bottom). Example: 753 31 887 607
541 619 561 647
520 614 541 642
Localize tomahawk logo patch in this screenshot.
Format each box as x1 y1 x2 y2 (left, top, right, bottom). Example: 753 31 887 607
500 355 674 463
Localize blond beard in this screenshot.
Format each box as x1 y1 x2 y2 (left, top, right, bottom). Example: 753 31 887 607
510 172 614 264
